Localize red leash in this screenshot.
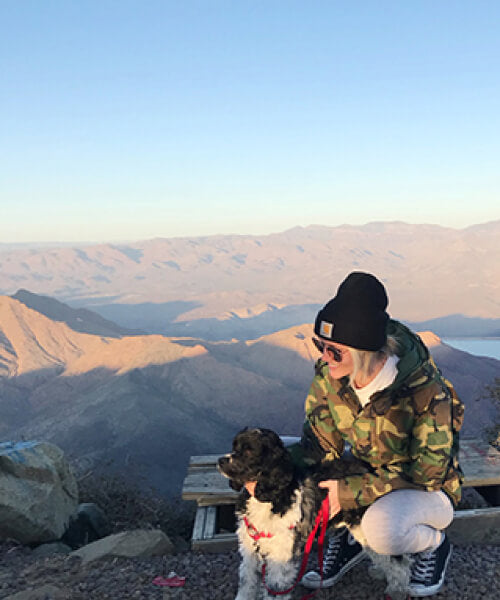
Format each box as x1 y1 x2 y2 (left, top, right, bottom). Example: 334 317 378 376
261 495 329 599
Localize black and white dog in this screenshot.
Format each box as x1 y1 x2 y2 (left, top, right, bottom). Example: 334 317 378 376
218 428 367 600
218 427 412 600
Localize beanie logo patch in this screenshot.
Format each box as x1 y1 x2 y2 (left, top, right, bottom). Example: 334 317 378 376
320 320 333 339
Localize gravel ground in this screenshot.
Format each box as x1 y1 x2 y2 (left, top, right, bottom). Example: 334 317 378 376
0 541 499 600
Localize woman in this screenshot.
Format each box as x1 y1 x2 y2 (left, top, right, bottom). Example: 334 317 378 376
297 272 464 597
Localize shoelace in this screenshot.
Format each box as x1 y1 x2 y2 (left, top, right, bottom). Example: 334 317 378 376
411 550 436 582
323 534 343 568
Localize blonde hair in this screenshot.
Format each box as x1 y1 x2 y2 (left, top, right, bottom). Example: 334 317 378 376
349 335 400 388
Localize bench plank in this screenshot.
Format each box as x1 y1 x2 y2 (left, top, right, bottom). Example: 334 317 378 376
204 506 217 540
447 507 500 545
182 468 237 503
192 534 238 553
192 506 207 542
189 455 225 469
183 439 500 504
458 438 500 487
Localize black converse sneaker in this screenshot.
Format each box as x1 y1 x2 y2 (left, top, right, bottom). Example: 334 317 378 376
301 528 365 589
408 534 452 597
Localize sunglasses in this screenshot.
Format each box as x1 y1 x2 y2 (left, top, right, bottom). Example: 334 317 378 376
312 337 344 362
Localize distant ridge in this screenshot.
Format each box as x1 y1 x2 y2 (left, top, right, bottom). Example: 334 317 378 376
406 315 500 339
11 289 142 338
0 222 498 332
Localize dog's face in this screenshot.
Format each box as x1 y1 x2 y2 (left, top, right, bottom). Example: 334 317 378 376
218 428 294 500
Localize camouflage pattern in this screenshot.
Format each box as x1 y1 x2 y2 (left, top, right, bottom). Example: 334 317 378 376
301 320 464 509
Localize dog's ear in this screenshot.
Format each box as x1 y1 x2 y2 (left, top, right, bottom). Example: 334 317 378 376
254 448 295 503
255 468 293 502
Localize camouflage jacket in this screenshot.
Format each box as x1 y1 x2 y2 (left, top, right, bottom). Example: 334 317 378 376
297 320 464 509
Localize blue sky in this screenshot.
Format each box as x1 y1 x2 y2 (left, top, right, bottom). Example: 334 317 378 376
2 1 499 242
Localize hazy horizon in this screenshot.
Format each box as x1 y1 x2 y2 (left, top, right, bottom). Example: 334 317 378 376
1 218 498 249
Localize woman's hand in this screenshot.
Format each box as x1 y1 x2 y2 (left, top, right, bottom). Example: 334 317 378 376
319 479 341 517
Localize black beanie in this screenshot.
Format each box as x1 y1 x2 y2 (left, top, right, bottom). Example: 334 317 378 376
314 272 389 351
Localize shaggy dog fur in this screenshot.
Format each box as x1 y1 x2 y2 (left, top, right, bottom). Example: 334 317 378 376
218 427 411 600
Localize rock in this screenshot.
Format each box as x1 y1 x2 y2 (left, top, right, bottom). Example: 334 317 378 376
62 502 111 549
71 528 174 564
3 584 74 599
32 542 72 558
0 441 78 544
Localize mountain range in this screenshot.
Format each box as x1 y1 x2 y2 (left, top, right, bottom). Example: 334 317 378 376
1 293 498 496
1 222 499 340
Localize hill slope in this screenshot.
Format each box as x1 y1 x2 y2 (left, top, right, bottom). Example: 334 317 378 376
0 296 498 495
11 289 141 337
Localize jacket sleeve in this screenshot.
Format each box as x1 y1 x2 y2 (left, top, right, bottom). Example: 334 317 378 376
304 361 345 459
337 465 421 509
338 381 460 509
407 382 459 489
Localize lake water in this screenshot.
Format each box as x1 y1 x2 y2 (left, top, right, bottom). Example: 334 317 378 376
442 338 500 361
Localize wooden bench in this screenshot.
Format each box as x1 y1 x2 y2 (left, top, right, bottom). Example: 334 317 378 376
182 438 500 551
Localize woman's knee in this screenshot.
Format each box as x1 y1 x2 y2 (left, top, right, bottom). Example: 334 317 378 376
435 491 454 529
361 502 408 555
360 490 453 555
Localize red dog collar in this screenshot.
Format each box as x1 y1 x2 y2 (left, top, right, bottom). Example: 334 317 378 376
243 516 295 541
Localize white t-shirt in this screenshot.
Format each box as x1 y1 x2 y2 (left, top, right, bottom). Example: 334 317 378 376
354 355 400 407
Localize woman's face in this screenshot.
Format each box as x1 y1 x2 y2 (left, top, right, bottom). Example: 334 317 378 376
317 339 354 380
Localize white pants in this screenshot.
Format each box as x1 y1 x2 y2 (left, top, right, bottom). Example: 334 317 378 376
360 489 454 555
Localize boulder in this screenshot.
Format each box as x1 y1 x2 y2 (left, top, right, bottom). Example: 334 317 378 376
71 528 174 564
0 441 78 544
